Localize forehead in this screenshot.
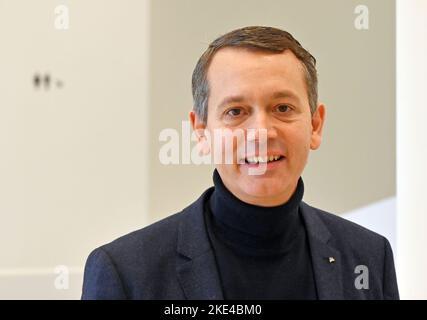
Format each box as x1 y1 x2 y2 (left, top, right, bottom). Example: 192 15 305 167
206 47 308 104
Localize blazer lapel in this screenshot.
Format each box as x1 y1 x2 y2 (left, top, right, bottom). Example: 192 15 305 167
176 188 224 300
175 189 345 300
300 202 345 299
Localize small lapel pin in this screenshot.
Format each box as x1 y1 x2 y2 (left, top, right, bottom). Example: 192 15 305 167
328 257 336 264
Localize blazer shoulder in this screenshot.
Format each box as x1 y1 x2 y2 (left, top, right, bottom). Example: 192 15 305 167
301 202 391 252
99 209 185 259
82 210 190 299
90 187 213 264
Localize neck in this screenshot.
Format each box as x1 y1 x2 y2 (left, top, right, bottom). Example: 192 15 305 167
218 170 299 207
221 179 299 207
210 169 305 239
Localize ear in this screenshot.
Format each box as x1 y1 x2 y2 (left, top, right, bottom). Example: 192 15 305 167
310 103 326 150
189 110 210 155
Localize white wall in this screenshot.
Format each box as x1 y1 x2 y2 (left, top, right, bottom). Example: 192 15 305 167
396 0 427 299
0 0 151 299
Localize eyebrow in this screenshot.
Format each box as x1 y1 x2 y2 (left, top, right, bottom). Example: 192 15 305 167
216 90 301 111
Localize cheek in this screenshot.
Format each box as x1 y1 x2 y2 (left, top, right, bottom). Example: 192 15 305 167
282 127 312 160
209 128 245 162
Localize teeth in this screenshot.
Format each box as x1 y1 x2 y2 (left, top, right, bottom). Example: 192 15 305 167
246 157 257 164
246 155 282 164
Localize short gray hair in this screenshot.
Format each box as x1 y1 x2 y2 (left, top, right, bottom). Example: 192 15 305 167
191 26 318 123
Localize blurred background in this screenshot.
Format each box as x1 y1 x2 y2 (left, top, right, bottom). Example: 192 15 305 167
0 0 425 299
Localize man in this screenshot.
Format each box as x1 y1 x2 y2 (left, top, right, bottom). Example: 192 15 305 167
82 26 399 299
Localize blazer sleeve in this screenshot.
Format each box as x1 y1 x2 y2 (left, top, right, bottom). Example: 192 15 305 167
81 247 127 300
382 237 400 300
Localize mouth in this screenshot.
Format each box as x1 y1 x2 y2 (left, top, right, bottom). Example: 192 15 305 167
244 155 285 165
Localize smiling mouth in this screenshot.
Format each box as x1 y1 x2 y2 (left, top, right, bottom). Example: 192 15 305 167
244 155 285 165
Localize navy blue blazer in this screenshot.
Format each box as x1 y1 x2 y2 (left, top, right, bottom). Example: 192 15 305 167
81 188 399 300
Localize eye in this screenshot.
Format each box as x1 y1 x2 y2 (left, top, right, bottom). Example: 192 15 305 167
276 104 291 113
225 108 243 117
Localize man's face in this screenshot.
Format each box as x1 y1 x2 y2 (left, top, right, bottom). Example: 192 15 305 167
191 47 325 206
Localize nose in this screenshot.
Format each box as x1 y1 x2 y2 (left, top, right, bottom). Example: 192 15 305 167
246 110 278 142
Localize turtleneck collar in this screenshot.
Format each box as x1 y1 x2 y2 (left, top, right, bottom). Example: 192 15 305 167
208 169 305 254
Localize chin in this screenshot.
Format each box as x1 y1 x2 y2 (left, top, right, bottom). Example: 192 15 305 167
241 181 285 200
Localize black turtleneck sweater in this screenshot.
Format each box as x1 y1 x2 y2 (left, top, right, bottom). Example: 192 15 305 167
204 170 318 300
